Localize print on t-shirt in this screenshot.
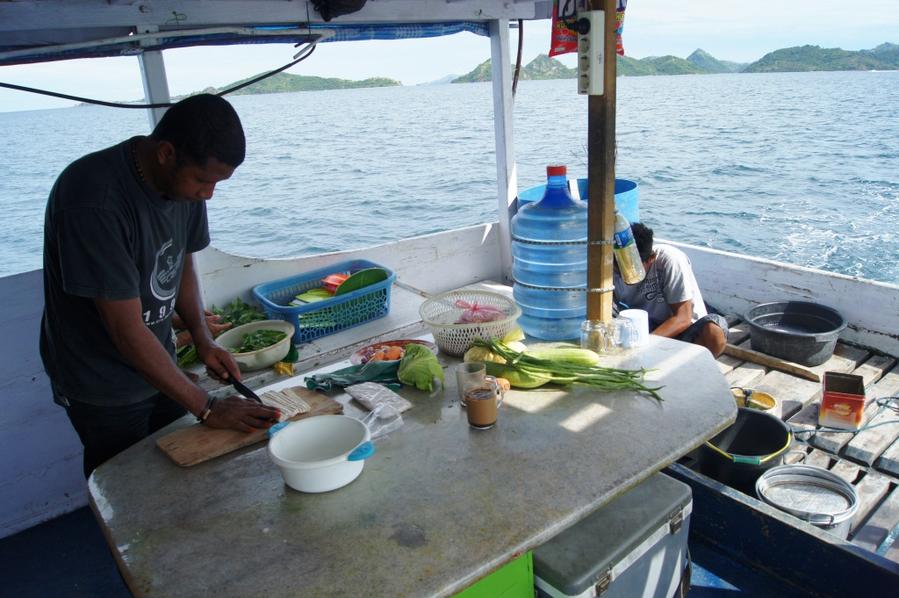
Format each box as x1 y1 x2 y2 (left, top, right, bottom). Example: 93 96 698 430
640 270 665 305
151 238 181 302
144 238 182 326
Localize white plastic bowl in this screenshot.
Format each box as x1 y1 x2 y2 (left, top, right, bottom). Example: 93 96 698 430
215 319 294 371
268 415 371 493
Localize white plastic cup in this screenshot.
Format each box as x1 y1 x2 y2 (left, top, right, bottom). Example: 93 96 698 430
619 309 649 347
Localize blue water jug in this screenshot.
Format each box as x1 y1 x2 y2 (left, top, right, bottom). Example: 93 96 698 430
511 165 588 340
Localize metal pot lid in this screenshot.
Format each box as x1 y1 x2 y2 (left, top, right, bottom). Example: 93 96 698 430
756 465 858 522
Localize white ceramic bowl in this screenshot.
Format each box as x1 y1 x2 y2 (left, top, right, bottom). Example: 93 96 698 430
215 319 295 371
268 415 371 493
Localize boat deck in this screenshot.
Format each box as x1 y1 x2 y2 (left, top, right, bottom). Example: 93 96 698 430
708 315 899 564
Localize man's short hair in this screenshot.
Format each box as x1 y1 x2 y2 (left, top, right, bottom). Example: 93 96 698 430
631 222 654 262
151 94 245 168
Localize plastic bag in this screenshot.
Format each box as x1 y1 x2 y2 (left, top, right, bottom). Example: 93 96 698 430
346 382 413 414
360 403 404 440
454 300 507 323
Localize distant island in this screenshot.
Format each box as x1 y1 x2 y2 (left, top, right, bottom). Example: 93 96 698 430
198 72 401 96
452 42 899 82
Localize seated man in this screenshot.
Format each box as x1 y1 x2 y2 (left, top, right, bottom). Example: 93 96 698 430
613 223 728 357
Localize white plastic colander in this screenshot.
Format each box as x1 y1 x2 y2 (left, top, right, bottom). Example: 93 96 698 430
418 290 521 356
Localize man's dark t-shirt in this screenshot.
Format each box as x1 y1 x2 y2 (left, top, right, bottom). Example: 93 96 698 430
40 137 210 406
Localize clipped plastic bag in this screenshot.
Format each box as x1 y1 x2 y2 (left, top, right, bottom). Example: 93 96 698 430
360 403 404 441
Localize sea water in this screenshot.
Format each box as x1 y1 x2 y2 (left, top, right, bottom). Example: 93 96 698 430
0 70 897 283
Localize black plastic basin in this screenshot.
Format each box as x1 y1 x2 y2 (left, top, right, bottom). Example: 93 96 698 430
745 301 846 366
699 408 792 495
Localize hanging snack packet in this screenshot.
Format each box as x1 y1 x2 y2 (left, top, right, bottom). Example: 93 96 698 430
549 0 580 57
616 0 628 56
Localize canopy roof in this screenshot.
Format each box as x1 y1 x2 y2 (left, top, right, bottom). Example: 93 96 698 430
0 0 548 66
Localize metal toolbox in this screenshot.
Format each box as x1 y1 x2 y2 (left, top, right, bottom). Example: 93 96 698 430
534 473 692 598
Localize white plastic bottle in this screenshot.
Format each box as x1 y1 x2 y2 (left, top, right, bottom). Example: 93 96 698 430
613 211 646 284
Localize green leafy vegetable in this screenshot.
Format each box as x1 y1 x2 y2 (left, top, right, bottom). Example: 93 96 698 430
397 344 444 392
230 329 287 353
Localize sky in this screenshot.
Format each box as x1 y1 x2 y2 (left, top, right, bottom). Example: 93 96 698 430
1 0 897 112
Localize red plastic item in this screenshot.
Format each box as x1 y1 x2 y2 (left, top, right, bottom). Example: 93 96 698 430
321 273 350 294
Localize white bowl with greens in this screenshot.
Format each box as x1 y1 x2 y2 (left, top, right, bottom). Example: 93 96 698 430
215 319 295 371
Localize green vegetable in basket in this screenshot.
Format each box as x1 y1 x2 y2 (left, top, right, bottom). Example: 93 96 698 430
229 329 287 353
292 287 333 305
397 344 444 392
211 298 267 326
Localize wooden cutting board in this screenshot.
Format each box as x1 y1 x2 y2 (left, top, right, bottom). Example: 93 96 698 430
156 387 343 467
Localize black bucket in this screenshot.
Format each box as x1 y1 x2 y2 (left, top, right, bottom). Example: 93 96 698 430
745 301 846 366
699 408 792 495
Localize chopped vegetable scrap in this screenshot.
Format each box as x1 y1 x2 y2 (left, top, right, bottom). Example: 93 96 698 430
273 361 295 376
397 344 444 392
229 329 287 353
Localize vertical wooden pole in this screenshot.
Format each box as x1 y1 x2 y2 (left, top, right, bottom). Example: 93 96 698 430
585 0 617 322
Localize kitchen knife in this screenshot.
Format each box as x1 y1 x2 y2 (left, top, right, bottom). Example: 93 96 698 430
230 377 263 404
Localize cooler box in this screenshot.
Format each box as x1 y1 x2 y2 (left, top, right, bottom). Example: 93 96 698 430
534 473 691 598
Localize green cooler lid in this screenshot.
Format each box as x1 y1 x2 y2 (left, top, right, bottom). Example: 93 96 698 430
533 472 691 596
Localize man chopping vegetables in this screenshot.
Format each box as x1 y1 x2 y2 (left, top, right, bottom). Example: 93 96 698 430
40 94 280 478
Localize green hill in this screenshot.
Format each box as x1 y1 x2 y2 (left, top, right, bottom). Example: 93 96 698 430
641 55 707 75
744 44 899 73
452 54 576 83
687 49 746 73
209 72 401 95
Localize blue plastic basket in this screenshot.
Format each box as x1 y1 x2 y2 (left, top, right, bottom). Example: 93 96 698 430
252 259 395 344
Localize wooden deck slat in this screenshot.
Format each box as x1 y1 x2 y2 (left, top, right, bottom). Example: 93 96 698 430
876 438 899 478
844 367 899 466
851 486 899 560
809 343 869 377
726 321 750 346
829 460 861 484
853 355 898 388
716 354 742 375
849 471 893 536
805 448 834 469
783 444 810 465
845 407 899 466
724 362 766 389
755 370 820 421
